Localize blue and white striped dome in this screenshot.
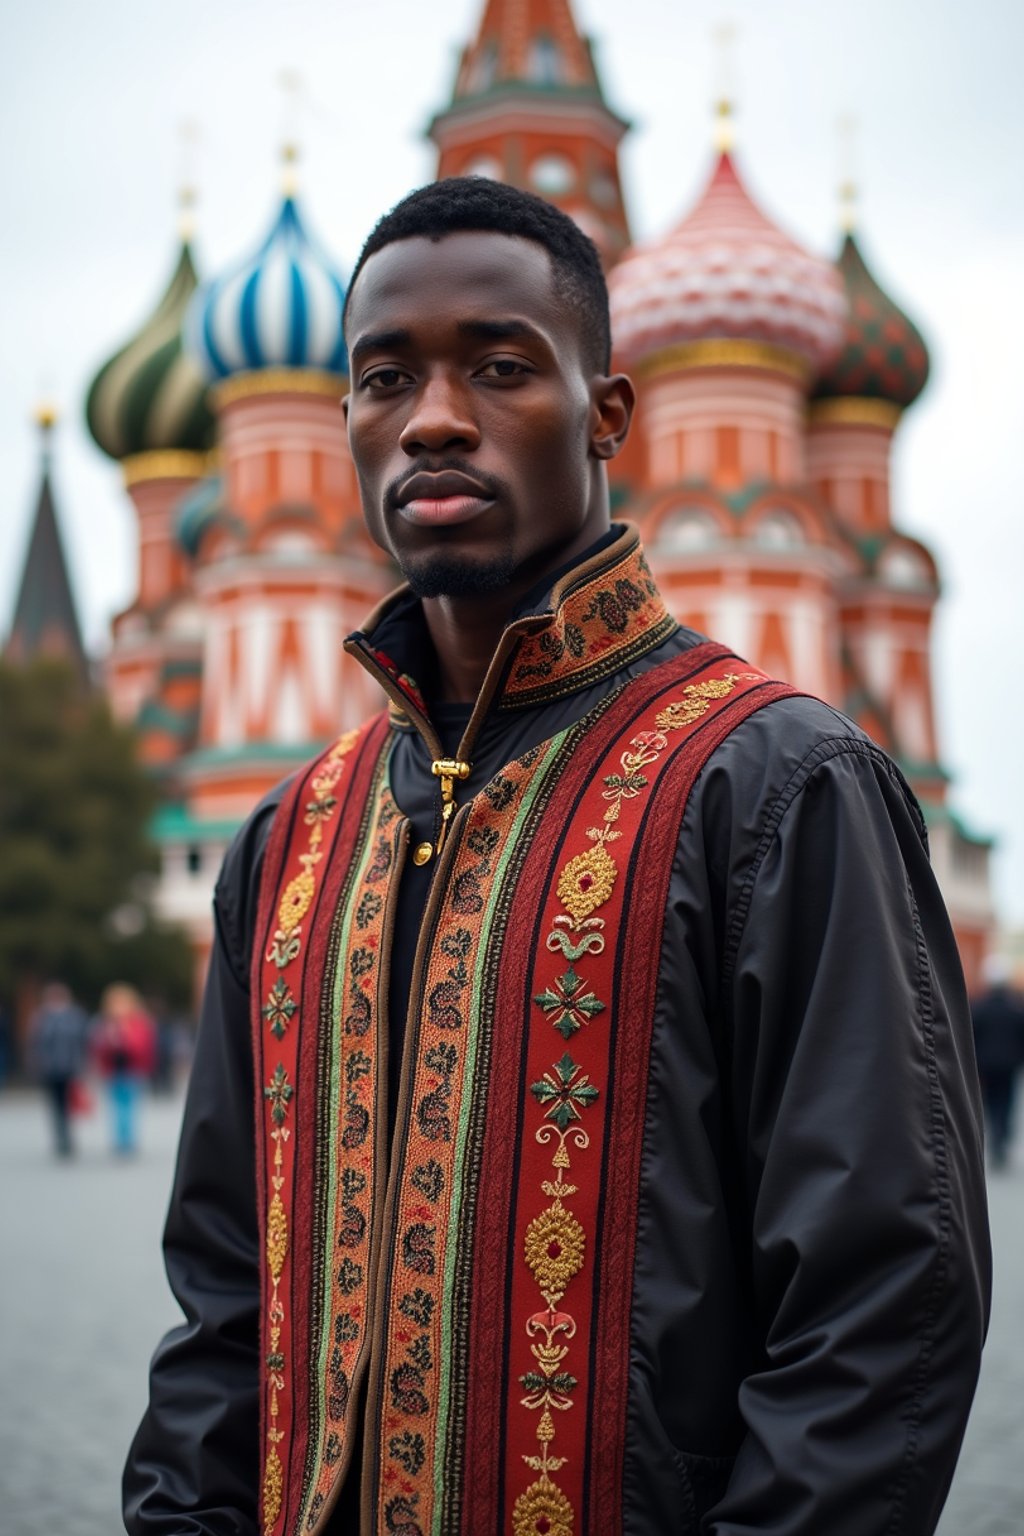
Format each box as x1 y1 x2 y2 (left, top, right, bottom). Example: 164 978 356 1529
186 196 348 380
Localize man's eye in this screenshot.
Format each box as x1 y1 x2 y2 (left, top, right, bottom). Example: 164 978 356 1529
478 358 530 379
364 368 407 389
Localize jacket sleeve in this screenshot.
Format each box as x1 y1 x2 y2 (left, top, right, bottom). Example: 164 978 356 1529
123 805 276 1536
711 735 991 1535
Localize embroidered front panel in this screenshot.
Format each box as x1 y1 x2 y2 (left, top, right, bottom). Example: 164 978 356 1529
500 660 783 1534
299 770 401 1531
374 739 572 1536
254 728 361 1535
252 718 393 1536
503 542 677 709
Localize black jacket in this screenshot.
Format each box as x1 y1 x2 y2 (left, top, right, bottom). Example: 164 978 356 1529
125 532 990 1535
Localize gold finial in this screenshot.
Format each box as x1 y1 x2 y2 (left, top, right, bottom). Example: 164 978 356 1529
714 98 734 153
838 114 858 233
179 183 198 241
34 400 58 432
178 118 201 240
281 140 300 196
279 69 303 195
713 22 737 152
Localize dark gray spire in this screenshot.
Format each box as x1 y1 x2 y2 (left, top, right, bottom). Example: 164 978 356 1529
5 411 89 686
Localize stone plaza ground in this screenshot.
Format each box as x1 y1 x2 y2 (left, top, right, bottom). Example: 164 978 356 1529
0 1083 1020 1534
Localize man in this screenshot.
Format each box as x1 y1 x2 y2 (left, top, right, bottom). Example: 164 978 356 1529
971 956 1024 1168
125 180 990 1535
27 981 90 1158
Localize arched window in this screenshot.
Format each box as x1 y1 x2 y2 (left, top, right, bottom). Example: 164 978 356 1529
530 153 575 196
264 529 318 560
464 154 502 181
166 600 202 639
528 36 563 85
470 40 498 92
658 507 720 553
880 547 931 591
752 509 804 550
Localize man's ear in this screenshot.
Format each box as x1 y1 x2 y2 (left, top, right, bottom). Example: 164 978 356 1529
589 373 635 461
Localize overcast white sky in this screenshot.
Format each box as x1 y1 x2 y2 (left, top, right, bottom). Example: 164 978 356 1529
3 0 1023 924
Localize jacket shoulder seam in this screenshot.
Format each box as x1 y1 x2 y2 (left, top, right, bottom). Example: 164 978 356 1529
720 734 917 989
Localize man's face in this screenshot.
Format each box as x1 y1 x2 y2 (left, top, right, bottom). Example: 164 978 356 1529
343 231 628 601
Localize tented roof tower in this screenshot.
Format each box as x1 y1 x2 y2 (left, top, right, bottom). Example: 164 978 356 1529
429 0 631 267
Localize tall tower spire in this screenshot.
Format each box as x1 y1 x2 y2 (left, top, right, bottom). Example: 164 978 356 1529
428 0 631 267
5 408 89 686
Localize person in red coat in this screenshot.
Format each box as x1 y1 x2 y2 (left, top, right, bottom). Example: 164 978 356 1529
92 983 156 1155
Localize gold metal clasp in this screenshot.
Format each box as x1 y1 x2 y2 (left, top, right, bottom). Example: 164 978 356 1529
431 758 472 855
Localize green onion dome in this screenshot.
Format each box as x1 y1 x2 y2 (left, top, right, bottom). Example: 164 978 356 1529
813 232 930 409
85 242 215 461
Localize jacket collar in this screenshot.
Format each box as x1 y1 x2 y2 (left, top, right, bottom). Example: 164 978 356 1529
344 523 677 764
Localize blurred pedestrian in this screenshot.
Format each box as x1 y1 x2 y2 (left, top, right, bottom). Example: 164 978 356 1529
972 957 1024 1169
0 1000 12 1087
146 996 188 1095
92 984 156 1155
27 982 90 1157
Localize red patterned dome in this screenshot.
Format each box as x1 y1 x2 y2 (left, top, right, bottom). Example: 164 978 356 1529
813 232 930 408
609 151 847 373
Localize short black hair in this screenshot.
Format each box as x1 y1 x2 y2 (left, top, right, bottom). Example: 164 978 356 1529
344 177 611 374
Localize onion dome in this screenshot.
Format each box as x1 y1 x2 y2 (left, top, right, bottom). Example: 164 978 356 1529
186 195 347 380
813 231 929 408
86 242 214 461
609 150 846 374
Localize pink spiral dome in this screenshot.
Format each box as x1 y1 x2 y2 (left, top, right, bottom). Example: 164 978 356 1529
609 150 847 375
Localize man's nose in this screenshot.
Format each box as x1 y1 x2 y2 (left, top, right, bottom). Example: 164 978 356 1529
399 372 481 456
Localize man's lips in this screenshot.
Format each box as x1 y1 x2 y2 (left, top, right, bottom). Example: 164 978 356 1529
396 472 495 528
399 494 494 527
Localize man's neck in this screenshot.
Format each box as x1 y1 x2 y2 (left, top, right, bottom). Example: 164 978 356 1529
421 595 507 705
419 523 616 705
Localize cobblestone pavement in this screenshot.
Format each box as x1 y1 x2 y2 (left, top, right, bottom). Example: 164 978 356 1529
0 1084 1021 1534
0 1086 186 1536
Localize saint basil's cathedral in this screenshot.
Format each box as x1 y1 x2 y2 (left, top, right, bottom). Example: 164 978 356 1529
6 0 995 991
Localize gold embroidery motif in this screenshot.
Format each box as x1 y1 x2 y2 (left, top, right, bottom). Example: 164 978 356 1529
512 1472 575 1536
654 673 750 732
524 1201 586 1296
264 729 358 970
264 1117 291 1526
267 1193 288 1281
556 845 617 923
277 866 316 933
263 1447 284 1530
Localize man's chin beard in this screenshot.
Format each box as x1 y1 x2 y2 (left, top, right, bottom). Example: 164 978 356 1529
401 551 517 600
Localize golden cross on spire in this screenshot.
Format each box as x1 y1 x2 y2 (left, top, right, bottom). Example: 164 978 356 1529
178 117 200 241
838 113 859 232
279 68 304 194
713 21 737 152
34 399 58 433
